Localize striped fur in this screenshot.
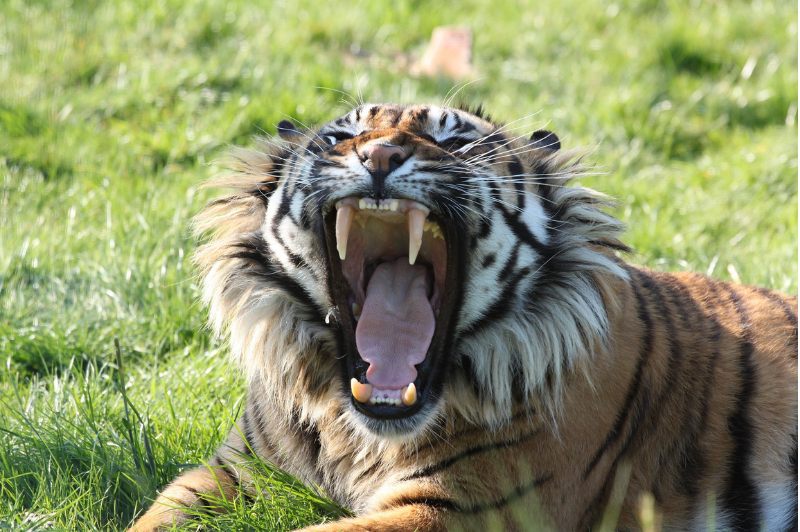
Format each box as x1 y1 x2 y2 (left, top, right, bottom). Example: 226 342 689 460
129 104 798 531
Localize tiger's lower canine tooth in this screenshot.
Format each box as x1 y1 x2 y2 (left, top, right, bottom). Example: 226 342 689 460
401 383 417 406
351 378 373 403
336 204 355 260
408 208 426 265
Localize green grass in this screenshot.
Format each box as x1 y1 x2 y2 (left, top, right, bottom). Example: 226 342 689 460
0 0 796 529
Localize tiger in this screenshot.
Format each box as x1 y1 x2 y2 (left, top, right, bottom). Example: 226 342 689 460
128 103 798 532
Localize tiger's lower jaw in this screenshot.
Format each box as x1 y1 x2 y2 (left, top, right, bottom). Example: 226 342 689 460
323 197 462 426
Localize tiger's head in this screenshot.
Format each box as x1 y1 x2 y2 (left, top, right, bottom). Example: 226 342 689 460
195 103 627 440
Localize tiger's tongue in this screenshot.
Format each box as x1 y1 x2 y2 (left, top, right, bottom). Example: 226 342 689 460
355 257 435 390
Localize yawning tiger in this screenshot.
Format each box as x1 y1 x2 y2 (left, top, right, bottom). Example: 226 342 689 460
129 103 798 532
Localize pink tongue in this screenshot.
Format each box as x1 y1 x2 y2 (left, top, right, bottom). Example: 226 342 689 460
355 258 435 390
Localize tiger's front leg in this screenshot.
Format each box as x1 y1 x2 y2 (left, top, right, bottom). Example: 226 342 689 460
127 460 240 531
129 453 448 532
297 505 445 532
128 426 253 531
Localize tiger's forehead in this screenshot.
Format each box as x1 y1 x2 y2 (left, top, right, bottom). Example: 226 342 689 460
320 103 496 138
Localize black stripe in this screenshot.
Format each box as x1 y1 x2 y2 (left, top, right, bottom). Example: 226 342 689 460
481 253 496 268
500 206 548 253
240 409 255 457
353 460 385 485
177 484 201 497
460 474 553 515
456 355 485 403
755 287 798 350
391 496 458 511
306 143 324 156
269 187 296 246
636 272 683 428
578 462 623 529
207 195 241 207
213 455 238 485
507 158 525 200
415 107 429 125
299 204 313 231
464 247 539 334
213 455 255 505
264 270 319 315
392 474 552 516
498 246 519 281
587 239 632 253
224 238 322 318
316 159 347 169
641 273 715 507
248 396 278 454
439 111 448 128
468 219 492 251
290 407 324 477
668 275 720 507
584 269 653 479
369 106 379 120
472 132 505 148
464 265 531 334
721 286 761 531
583 276 658 518
456 120 476 134
176 484 216 515
354 107 361 122
401 429 542 481
423 407 539 449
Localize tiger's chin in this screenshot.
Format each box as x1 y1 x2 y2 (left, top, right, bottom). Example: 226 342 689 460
324 196 461 434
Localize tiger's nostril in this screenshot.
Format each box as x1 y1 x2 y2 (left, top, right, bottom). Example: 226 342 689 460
360 143 408 173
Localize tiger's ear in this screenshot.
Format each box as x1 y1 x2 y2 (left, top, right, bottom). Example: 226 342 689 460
529 130 561 152
277 119 299 140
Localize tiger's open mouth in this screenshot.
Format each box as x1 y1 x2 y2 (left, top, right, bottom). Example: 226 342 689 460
325 196 460 420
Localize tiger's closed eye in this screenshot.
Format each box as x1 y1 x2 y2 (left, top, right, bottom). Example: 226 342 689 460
438 136 473 153
322 132 355 146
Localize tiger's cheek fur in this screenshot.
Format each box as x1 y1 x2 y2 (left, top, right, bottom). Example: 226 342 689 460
128 103 797 532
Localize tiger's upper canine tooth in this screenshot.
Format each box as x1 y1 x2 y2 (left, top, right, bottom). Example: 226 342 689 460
408 208 426 265
351 378 373 403
336 204 355 260
401 383 417 406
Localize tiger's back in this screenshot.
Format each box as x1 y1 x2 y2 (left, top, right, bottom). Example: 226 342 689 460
129 103 797 532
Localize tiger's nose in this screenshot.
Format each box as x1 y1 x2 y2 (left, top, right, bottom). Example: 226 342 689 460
358 143 408 174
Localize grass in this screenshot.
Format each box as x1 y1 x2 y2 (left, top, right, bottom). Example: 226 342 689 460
0 0 796 529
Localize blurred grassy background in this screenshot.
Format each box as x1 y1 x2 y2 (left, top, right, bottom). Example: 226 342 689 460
0 0 796 529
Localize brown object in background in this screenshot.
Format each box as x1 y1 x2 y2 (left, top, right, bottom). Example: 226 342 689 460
415 26 473 79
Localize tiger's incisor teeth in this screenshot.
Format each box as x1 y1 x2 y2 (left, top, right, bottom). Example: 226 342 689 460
351 378 373 403
408 208 426 265
336 204 355 260
401 383 417 406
